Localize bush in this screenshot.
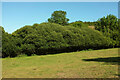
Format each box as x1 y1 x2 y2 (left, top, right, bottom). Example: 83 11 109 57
69 21 88 28
9 23 111 57
95 14 120 47
21 44 35 56
2 29 21 58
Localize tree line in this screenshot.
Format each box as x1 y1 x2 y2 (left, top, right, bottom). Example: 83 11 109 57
1 10 120 58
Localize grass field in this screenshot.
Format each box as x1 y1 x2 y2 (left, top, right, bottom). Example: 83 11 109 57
2 48 119 78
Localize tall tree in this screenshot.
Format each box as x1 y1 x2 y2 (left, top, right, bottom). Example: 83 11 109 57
95 14 119 47
48 10 69 25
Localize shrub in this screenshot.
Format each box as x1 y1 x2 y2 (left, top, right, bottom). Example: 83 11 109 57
69 21 88 28
2 30 21 58
11 23 112 56
95 14 120 47
21 44 35 56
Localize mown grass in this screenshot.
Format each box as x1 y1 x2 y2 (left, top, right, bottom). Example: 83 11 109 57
2 48 119 78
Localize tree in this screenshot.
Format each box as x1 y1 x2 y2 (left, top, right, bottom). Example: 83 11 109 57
95 14 118 31
48 10 69 25
95 14 119 47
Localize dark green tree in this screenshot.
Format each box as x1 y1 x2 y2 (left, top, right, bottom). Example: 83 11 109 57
95 14 119 47
48 10 69 25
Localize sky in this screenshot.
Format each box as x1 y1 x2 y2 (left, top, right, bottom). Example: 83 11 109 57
2 2 118 33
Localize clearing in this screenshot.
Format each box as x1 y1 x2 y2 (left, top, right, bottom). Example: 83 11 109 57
2 48 119 78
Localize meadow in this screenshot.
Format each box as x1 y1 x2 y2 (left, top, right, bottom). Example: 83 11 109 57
2 48 119 78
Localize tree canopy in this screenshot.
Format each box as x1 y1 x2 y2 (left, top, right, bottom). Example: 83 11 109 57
1 13 120 58
48 10 69 25
95 14 119 47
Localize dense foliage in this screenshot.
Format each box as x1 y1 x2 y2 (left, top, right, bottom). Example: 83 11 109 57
84 21 97 26
0 27 2 57
69 21 89 28
2 11 120 58
2 27 21 58
48 10 69 25
2 23 113 58
95 14 120 47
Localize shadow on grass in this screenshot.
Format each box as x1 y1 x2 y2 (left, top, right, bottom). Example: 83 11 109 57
82 57 120 65
83 57 120 78
114 74 120 78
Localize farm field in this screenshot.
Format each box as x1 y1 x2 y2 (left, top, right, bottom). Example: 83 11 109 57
2 48 119 78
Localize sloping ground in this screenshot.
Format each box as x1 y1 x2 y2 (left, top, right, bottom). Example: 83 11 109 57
2 48 119 78
88 26 95 29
